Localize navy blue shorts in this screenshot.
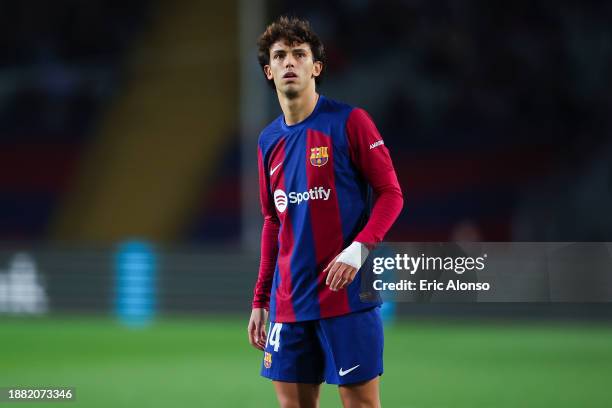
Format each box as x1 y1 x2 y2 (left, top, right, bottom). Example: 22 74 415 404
260 306 384 385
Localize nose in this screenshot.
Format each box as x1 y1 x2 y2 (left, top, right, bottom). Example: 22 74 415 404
284 54 296 68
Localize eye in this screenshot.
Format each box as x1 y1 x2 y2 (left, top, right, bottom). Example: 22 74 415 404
273 54 283 60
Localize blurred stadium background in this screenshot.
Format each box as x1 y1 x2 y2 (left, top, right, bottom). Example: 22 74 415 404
1 0 612 407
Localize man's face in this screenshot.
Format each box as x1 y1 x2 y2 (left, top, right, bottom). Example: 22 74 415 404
264 40 322 97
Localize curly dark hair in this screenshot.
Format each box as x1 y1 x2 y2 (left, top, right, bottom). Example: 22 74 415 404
257 16 326 89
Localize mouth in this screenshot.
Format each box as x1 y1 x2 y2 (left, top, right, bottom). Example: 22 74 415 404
283 72 298 79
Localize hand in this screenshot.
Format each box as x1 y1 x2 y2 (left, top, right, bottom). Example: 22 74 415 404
324 255 358 291
247 308 269 351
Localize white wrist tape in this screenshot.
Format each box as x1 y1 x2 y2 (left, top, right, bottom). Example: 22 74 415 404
336 241 369 270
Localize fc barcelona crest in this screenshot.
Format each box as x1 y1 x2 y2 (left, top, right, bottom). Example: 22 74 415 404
310 146 329 167
264 352 272 368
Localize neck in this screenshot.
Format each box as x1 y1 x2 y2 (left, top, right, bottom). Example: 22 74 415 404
277 85 319 126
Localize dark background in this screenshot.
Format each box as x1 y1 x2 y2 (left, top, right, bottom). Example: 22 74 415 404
1 0 611 245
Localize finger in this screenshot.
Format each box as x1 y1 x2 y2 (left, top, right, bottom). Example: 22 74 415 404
254 323 263 344
334 274 346 291
250 325 263 350
334 264 354 290
248 329 257 348
337 267 357 290
332 263 348 290
250 332 260 348
336 270 354 290
329 267 341 290
330 264 349 290
331 278 342 291
325 265 338 287
325 267 333 285
258 326 267 347
325 262 342 286
248 322 256 343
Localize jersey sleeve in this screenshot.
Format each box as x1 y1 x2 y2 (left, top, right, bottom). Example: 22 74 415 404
346 108 404 247
252 146 279 310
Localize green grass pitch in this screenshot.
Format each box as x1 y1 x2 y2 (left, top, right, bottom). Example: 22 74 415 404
1 316 611 407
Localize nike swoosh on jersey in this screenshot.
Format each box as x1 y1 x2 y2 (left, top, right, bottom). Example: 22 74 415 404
270 162 283 176
338 365 360 376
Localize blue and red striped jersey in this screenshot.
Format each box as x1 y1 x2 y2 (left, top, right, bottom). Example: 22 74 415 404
253 95 403 323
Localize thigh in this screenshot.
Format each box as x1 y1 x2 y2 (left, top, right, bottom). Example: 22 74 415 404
273 381 321 408
316 306 384 385
261 320 325 384
338 377 380 408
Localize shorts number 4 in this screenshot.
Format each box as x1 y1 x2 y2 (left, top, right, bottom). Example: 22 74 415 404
267 323 283 352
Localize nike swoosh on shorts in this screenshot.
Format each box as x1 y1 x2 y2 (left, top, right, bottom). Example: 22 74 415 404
338 365 360 376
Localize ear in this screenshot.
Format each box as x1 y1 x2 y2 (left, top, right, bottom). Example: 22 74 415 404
264 65 273 80
312 61 323 78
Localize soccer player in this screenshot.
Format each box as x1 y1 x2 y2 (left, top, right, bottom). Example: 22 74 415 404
247 16 403 408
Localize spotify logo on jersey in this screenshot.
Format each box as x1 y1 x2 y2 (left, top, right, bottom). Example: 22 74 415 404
273 187 332 213
274 189 288 213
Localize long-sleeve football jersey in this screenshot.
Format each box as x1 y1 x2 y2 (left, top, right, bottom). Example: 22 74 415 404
253 95 403 323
